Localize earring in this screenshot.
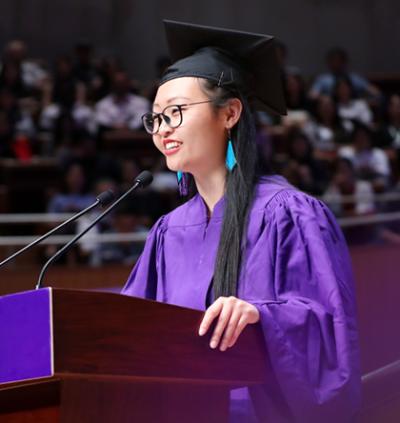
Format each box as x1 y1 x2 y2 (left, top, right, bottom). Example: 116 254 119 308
225 139 237 171
176 171 189 196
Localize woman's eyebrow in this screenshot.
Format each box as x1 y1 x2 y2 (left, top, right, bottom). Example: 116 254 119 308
153 96 191 108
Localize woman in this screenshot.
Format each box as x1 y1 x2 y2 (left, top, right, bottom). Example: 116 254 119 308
122 21 361 422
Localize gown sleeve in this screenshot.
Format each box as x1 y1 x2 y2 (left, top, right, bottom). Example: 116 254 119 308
248 190 361 422
121 215 166 299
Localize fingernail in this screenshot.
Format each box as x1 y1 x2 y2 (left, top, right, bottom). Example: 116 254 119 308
210 340 217 349
220 344 227 352
199 327 204 336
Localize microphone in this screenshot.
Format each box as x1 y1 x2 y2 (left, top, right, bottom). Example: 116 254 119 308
36 170 153 289
0 190 115 269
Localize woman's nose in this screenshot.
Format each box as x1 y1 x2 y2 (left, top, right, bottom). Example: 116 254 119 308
158 116 173 136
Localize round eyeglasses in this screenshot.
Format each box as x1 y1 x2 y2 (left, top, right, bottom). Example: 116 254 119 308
142 100 213 134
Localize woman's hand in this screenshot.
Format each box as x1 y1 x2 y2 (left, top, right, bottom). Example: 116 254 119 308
198 296 260 351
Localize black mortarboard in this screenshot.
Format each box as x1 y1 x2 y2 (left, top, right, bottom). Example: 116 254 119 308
160 20 286 115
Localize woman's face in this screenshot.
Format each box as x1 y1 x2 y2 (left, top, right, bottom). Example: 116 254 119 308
152 77 228 177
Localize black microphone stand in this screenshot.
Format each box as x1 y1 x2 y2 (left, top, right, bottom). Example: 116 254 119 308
36 172 152 289
0 190 114 269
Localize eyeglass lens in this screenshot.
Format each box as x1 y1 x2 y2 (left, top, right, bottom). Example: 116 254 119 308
143 105 182 134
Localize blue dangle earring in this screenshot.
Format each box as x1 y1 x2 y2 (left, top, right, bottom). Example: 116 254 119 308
176 170 189 196
225 137 237 171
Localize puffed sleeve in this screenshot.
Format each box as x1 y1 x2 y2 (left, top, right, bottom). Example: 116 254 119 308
248 191 361 422
121 216 166 299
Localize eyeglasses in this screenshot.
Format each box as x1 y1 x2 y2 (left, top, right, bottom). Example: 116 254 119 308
142 100 213 134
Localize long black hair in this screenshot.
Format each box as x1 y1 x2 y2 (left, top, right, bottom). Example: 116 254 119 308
183 78 261 298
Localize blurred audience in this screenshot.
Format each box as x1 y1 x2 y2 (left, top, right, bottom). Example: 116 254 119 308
281 129 328 195
309 47 380 100
324 158 375 217
47 162 95 213
339 123 391 191
333 76 373 131
1 36 400 253
2 40 47 90
94 71 149 132
304 95 348 152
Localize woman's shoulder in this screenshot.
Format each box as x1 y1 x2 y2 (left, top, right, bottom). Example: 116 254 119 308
254 175 336 227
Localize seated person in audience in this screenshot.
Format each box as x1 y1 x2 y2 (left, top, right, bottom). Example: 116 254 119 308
92 201 148 265
76 177 118 262
57 129 121 186
120 158 169 223
0 88 36 158
40 56 95 137
339 123 391 191
333 76 373 132
0 60 30 99
309 47 380 100
281 73 312 130
324 157 375 217
72 42 97 87
2 40 47 91
376 94 400 173
91 56 122 102
47 162 95 213
0 111 14 157
45 162 96 262
280 129 328 195
304 95 348 153
94 71 150 132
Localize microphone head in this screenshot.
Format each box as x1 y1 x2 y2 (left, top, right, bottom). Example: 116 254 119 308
97 189 115 206
135 170 153 188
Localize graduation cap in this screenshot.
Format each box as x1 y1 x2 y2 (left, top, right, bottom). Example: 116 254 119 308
160 20 286 115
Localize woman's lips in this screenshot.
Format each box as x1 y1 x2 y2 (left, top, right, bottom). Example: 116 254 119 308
163 139 182 156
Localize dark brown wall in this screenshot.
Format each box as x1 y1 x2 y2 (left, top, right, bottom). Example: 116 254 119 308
0 0 399 81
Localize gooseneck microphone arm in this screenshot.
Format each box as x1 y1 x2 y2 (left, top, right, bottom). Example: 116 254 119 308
0 190 115 269
36 171 153 290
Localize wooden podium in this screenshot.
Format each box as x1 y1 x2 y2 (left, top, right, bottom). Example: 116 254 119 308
0 289 267 422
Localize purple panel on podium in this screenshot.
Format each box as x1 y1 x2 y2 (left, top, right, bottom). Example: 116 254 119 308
0 288 53 384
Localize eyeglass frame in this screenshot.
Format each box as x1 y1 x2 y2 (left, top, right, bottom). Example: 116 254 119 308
142 99 214 134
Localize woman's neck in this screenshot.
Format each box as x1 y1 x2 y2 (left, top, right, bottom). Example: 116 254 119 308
194 166 227 217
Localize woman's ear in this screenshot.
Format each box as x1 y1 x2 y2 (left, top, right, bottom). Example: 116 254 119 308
224 98 243 130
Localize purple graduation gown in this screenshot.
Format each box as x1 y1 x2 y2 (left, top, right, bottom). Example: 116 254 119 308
122 175 361 422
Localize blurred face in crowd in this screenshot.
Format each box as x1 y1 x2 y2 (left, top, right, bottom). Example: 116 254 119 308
286 74 304 99
388 94 400 124
327 50 348 74
112 72 131 97
5 40 27 63
335 79 354 103
290 133 311 160
56 57 73 78
2 62 21 86
0 90 17 111
152 77 238 179
0 112 11 136
353 128 372 152
317 96 337 125
66 164 86 193
121 159 140 184
334 159 355 190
